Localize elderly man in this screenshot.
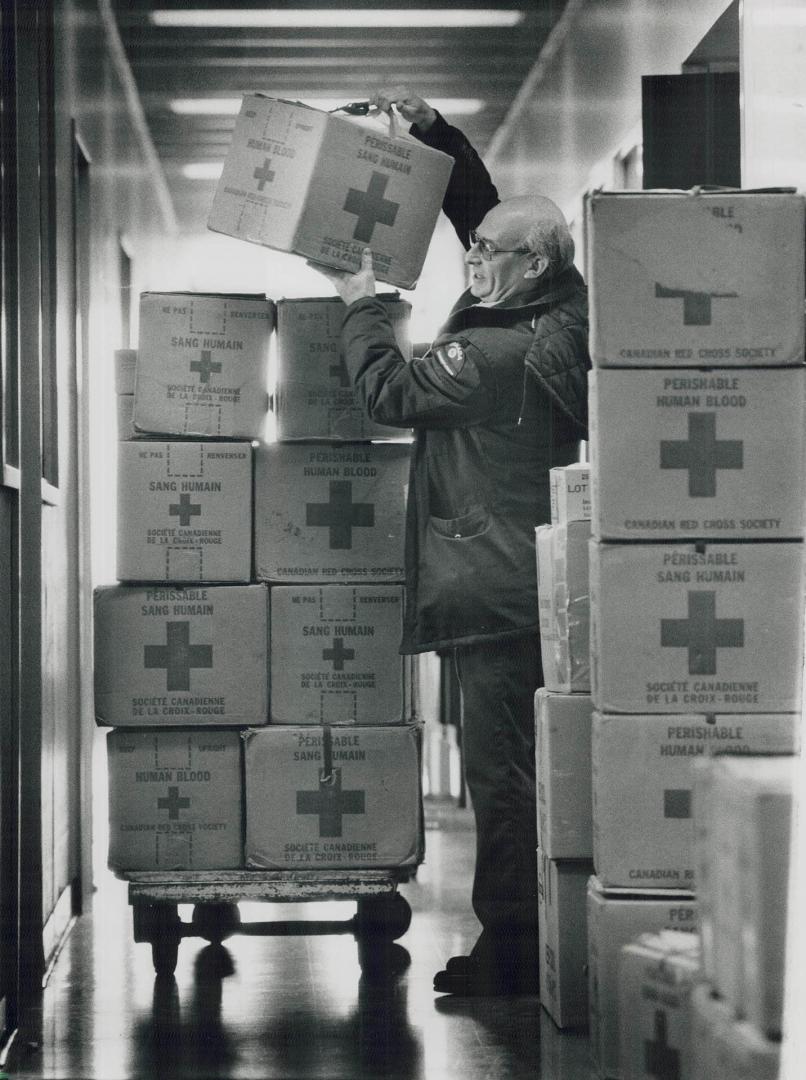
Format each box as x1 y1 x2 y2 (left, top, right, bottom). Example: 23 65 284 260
314 87 590 996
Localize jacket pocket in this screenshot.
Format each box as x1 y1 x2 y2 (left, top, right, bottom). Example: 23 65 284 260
428 504 490 540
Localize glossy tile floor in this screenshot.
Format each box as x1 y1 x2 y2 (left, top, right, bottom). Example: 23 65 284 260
6 802 594 1080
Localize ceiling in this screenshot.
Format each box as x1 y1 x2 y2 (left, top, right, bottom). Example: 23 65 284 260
112 0 568 233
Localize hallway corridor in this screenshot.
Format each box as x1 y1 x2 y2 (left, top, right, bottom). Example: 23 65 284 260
4 804 593 1080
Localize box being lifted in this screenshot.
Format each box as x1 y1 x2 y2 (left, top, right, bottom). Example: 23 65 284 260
254 442 408 583
107 728 243 871
208 95 453 289
586 190 805 366
275 295 411 441
117 441 253 583
589 367 806 541
244 724 423 870
94 584 268 727
589 540 805 714
269 584 414 725
134 292 273 439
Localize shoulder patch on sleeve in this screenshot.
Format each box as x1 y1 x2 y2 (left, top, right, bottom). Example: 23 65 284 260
433 341 466 376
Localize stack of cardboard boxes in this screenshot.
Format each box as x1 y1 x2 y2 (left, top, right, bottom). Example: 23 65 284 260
687 755 795 1079
534 463 595 1029
98 290 274 871
96 288 424 874
247 294 421 871
584 189 805 1078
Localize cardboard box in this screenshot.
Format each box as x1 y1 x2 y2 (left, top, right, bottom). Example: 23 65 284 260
538 853 593 1029
254 442 408 583
116 441 253 583
592 712 798 890
107 728 243 870
587 876 697 1079
117 395 138 441
589 540 805 714
550 462 591 525
535 521 591 693
691 760 718 983
94 584 268 726
535 690 593 859
269 584 414 724
275 295 411 440
586 190 805 366
134 292 273 438
589 367 806 541
691 985 781 1080
618 931 701 1080
709 756 795 1034
115 348 137 395
208 95 453 289
244 725 423 869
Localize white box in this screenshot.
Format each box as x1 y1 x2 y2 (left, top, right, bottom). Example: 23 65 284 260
107 728 243 870
587 876 697 1079
254 442 408 583
589 540 805 714
535 689 593 859
589 367 806 541
586 190 805 366
709 756 795 1034
275 295 411 441
691 985 780 1080
115 348 137 395
535 521 591 693
538 853 593 1029
592 712 798 890
134 292 273 438
94 584 268 726
116 441 253 583
618 931 701 1080
244 725 423 869
208 95 453 290
550 462 590 525
269 584 414 724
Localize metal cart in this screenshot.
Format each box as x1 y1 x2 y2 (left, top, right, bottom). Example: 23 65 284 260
121 867 416 978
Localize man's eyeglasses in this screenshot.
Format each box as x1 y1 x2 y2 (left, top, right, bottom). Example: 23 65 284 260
468 229 530 261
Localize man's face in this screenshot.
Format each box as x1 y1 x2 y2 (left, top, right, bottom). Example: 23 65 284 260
465 205 536 306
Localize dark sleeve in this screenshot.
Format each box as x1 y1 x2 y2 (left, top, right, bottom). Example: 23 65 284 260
341 297 498 429
410 112 500 248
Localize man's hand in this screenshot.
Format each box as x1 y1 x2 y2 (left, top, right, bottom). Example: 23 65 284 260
370 86 437 132
307 248 376 305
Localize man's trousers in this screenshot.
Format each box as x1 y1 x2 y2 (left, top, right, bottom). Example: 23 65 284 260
453 633 542 968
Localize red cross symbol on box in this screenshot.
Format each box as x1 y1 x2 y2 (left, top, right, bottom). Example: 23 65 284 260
296 769 365 837
644 1010 681 1080
660 413 743 497
660 590 744 676
306 480 374 550
169 492 202 527
654 283 738 326
253 157 276 191
144 621 214 691
157 786 191 821
190 349 222 384
322 635 355 671
343 171 400 244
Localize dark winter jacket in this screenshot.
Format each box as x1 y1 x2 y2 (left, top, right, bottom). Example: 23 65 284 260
340 114 590 653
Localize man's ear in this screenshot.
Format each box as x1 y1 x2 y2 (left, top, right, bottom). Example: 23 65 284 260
523 255 549 280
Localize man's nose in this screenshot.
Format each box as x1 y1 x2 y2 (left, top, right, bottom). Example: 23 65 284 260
465 244 481 265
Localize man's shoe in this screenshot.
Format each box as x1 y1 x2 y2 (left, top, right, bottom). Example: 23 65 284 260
433 954 539 996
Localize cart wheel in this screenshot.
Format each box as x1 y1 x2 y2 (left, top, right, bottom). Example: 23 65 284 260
132 902 182 976
355 892 412 942
192 902 241 943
